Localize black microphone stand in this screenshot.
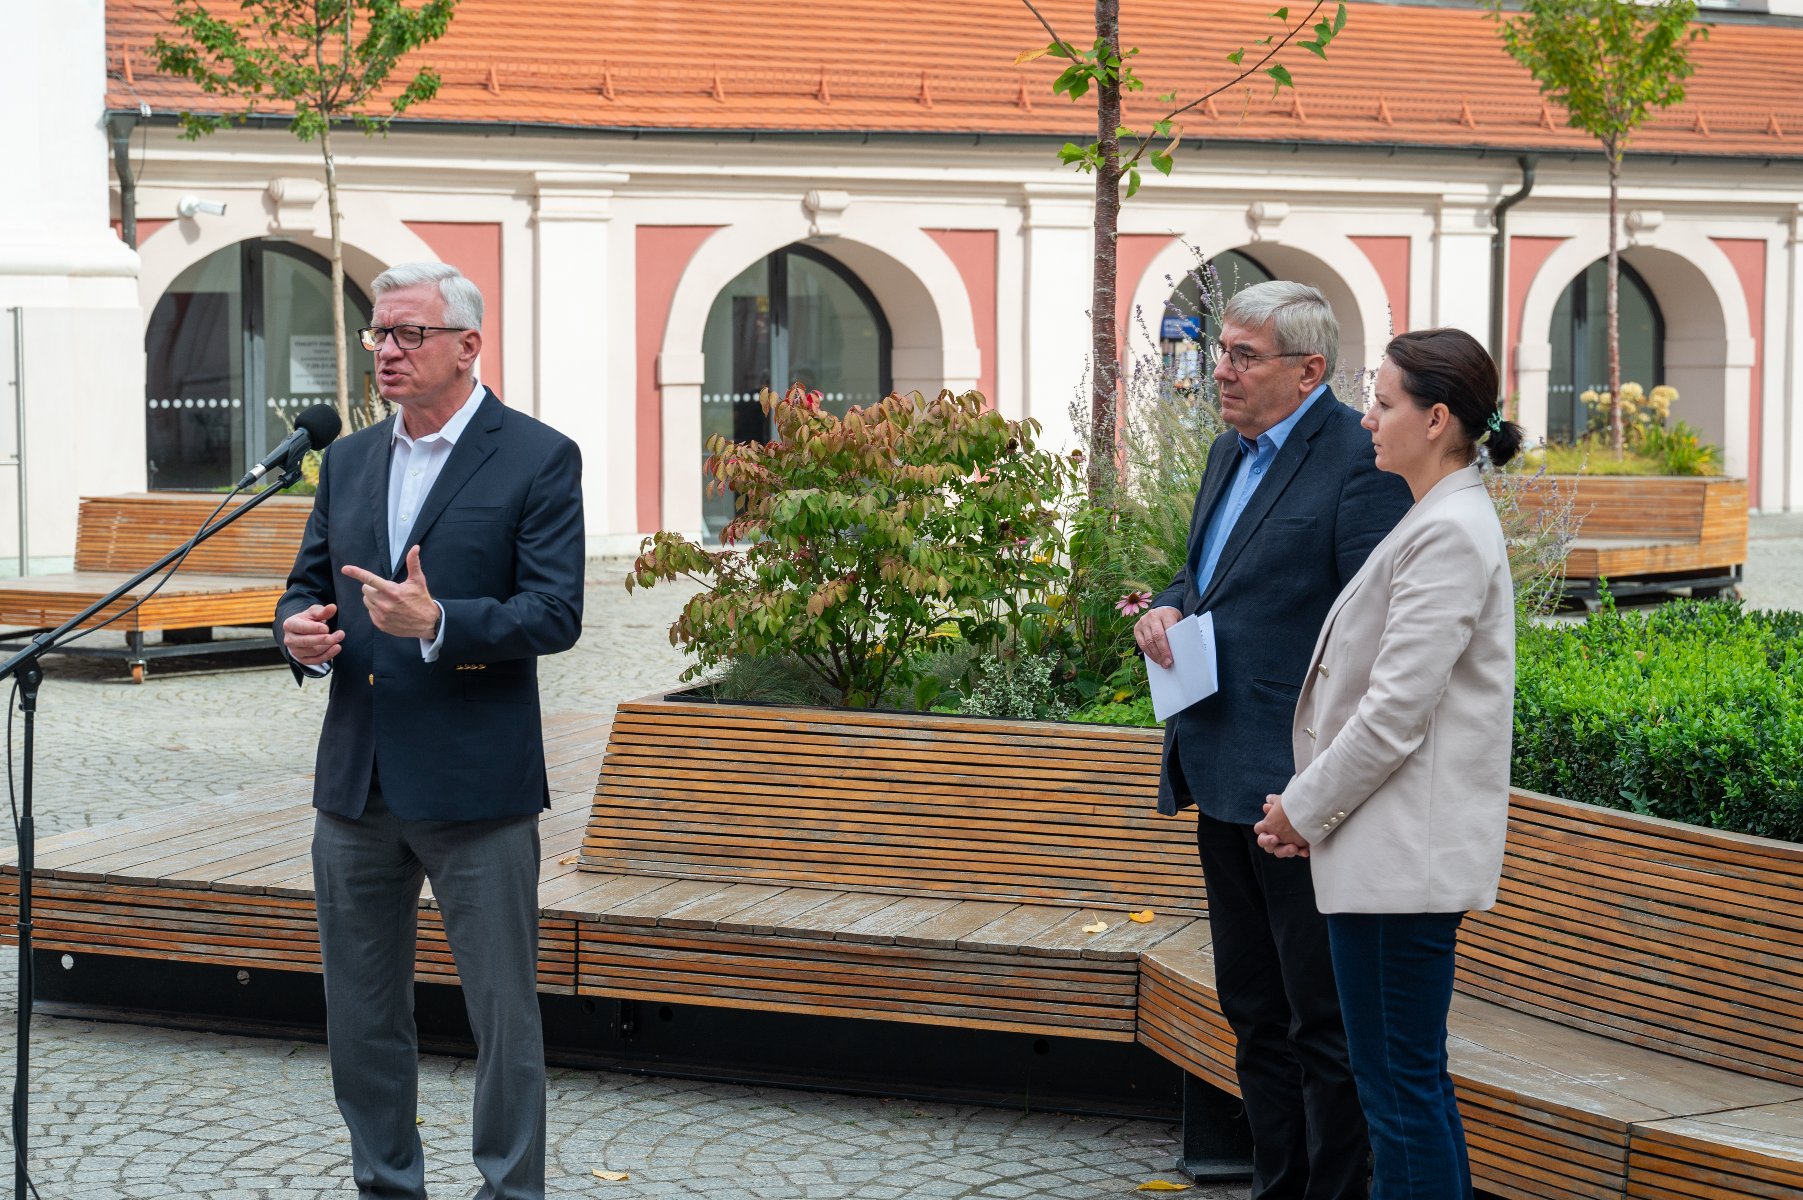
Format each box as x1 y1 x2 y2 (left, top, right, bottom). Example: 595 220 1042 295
1 460 306 1200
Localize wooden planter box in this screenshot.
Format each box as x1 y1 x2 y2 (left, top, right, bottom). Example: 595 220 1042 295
1517 475 1748 599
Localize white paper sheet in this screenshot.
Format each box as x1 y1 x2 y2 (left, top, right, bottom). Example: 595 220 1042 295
1148 611 1220 722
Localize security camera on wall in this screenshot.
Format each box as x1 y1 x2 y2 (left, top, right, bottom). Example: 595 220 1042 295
176 195 227 219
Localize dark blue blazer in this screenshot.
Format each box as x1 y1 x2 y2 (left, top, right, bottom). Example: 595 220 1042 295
1152 389 1411 822
276 389 585 822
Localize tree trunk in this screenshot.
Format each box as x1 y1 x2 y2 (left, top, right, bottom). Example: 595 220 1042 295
321 120 354 433
1088 0 1122 502
1606 143 1623 459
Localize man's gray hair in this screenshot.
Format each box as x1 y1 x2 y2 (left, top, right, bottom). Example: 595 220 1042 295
371 262 483 331
1222 280 1338 378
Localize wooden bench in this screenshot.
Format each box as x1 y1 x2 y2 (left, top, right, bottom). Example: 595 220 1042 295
573 699 1206 1041
4 696 1800 1198
1515 475 1748 602
0 492 313 681
1140 784 1803 1200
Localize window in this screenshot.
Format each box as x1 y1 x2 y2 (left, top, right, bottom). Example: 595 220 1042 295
144 240 370 489
699 245 891 539
1547 260 1663 444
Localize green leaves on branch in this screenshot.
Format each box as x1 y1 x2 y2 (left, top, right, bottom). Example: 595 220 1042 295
1298 2 1347 59
1486 0 1705 155
152 0 457 141
627 386 1082 709
1021 0 1348 197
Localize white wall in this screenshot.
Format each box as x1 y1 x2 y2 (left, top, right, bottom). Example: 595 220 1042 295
0 0 143 569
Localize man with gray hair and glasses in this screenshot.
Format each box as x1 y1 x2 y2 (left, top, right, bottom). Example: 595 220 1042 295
1134 280 1411 1198
278 261 585 1200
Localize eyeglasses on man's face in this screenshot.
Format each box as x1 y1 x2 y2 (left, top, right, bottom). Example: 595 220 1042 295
357 324 470 351
1209 344 1314 373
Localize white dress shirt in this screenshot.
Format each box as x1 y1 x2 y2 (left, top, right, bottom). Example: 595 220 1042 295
389 378 485 663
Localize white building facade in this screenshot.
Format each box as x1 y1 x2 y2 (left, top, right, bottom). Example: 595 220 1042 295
6 0 1801 565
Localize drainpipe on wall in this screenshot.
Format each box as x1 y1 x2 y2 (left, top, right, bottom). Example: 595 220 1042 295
106 112 140 250
1489 154 1537 399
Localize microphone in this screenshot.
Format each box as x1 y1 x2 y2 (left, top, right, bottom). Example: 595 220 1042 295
240 403 343 488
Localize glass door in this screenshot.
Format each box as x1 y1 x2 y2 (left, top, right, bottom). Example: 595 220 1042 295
699 245 892 539
145 240 370 489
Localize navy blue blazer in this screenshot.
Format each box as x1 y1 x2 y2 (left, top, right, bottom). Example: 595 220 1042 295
276 389 585 822
1152 388 1411 822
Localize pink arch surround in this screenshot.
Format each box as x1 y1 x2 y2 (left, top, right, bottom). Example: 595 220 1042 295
634 225 723 532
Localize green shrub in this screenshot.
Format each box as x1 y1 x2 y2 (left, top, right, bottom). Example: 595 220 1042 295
629 385 1079 707
1514 601 1803 842
959 653 1071 722
1638 419 1721 476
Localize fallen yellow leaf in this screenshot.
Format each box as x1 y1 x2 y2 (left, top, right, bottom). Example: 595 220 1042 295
559 856 579 866
1136 1181 1192 1192
415 1116 424 1126
1083 919 1109 934
1128 909 1156 923
591 1168 630 1182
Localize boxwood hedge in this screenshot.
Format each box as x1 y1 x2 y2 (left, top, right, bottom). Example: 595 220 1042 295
1513 601 1803 843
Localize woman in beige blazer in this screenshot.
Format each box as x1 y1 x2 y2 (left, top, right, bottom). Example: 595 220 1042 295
1254 327 1523 1200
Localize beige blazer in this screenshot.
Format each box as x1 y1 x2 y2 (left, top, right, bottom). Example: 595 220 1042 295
1281 464 1515 914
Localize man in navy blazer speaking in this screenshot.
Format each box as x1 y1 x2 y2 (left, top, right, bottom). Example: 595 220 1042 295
1135 281 1411 1199
277 262 584 1200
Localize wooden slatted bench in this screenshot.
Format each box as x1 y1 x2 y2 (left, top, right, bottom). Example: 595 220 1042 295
573 698 1207 1041
1138 785 1803 1200
1514 475 1748 603
5 695 1801 1198
0 492 314 681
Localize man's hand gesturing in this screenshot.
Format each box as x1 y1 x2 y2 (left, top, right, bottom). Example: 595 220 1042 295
342 545 440 640
283 602 343 666
1133 605 1183 670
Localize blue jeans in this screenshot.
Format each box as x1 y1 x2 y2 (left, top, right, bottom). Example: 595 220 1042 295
1326 912 1471 1200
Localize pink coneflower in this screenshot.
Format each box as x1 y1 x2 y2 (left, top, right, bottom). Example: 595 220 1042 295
1115 590 1153 616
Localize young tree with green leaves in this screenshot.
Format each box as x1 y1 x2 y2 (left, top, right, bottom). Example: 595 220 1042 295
155 0 458 431
1489 0 1706 456
1019 0 1346 499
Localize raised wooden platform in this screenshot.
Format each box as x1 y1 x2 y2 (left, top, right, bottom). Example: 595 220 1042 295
4 698 1801 1199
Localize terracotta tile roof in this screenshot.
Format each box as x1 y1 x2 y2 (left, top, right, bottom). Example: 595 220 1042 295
106 0 1803 159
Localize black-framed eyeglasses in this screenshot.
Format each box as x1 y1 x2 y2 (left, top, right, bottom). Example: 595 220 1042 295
357 324 470 351
1210 345 1315 373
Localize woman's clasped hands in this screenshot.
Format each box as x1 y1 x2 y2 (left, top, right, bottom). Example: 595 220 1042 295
1255 794 1311 859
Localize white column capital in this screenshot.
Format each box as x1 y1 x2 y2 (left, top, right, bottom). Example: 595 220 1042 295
1020 183 1093 230
532 172 630 223
1435 197 1497 238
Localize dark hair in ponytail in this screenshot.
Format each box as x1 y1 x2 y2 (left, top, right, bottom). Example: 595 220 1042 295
1384 328 1523 468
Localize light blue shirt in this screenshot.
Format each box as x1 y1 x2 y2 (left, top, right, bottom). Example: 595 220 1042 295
1194 384 1327 594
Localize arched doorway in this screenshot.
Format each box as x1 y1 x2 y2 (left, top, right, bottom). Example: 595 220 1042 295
698 244 892 538
144 240 370 489
1547 258 1664 443
1160 249 1276 399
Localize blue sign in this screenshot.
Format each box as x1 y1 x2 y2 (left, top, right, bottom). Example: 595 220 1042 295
1162 314 1203 342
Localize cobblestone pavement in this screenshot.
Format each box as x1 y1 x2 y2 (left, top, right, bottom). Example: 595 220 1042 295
0 559 1224 1200
1 522 1800 1199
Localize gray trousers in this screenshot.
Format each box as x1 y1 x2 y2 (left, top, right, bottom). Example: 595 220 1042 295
313 788 546 1200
